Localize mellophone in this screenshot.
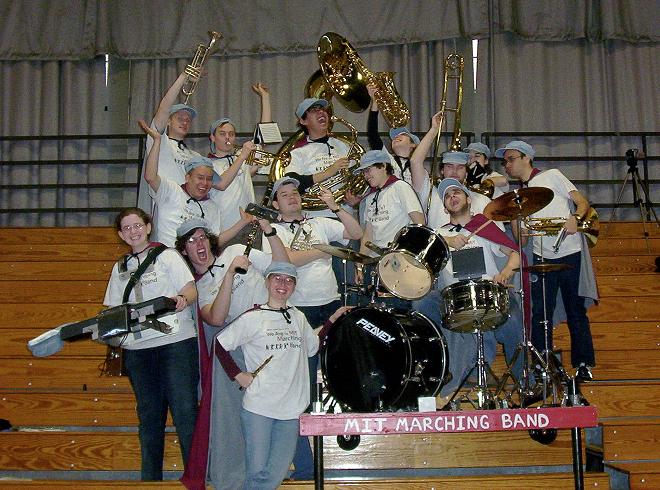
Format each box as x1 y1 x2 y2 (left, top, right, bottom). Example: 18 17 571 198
59 296 177 342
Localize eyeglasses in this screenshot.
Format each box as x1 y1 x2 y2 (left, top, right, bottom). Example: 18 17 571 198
121 223 145 232
270 274 296 284
186 234 209 244
503 155 524 164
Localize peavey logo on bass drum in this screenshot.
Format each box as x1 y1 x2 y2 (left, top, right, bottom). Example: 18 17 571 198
356 318 395 344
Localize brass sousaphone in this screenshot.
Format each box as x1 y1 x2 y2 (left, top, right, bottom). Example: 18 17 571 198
268 32 410 210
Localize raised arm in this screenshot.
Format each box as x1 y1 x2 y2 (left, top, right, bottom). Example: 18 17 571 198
152 71 191 133
214 140 256 191
139 119 162 192
252 83 272 123
410 111 442 194
366 84 384 151
201 256 247 326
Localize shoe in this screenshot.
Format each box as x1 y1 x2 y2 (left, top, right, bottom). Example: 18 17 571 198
575 363 593 382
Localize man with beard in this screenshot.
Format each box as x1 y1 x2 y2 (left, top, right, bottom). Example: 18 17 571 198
412 178 522 400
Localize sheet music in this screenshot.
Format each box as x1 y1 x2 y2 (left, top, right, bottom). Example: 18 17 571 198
255 122 283 144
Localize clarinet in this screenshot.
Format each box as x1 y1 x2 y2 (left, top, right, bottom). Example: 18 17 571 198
235 203 280 275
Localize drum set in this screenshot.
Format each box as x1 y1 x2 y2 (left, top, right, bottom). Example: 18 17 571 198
314 187 583 413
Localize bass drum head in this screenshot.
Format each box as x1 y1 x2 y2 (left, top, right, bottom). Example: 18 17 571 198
321 306 447 412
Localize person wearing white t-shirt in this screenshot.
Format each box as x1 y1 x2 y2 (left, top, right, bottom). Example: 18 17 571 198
174 217 288 490
284 98 352 217
355 149 425 252
137 70 202 214
500 140 596 382
104 207 198 481
139 120 250 248
207 83 272 233
214 262 349 490
263 176 363 480
412 180 521 398
464 142 510 199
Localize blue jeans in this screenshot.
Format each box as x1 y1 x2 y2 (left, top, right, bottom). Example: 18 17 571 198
123 337 199 481
483 295 524 380
531 252 595 367
240 409 299 490
290 300 341 480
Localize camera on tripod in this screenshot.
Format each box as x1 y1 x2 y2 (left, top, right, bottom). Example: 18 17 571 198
625 148 639 167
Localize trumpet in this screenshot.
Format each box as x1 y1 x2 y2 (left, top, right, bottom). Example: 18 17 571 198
230 144 286 167
182 31 223 103
524 208 600 251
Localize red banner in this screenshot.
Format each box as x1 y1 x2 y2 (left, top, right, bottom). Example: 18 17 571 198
300 406 598 436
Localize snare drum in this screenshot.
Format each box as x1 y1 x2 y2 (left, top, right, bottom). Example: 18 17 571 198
321 306 447 412
441 279 510 332
378 225 450 300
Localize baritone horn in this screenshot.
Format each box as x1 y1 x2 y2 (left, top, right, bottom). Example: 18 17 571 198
182 30 223 103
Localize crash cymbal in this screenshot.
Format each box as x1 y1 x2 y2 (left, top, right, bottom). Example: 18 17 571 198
484 187 554 221
514 263 574 274
313 244 379 264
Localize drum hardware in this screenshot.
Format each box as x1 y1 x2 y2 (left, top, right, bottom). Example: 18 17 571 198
377 225 450 300
312 244 378 264
364 241 387 256
442 279 510 410
482 188 556 407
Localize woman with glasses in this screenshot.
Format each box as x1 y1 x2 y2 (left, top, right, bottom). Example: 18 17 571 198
103 207 199 481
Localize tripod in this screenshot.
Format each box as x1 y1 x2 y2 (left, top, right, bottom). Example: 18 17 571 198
606 149 659 252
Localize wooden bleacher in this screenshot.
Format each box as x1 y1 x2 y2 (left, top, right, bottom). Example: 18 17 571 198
0 223 657 488
554 222 660 489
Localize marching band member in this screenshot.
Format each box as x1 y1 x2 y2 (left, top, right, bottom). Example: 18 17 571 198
263 176 363 479
104 208 198 481
213 262 349 490
499 140 597 381
412 179 522 397
283 97 351 217
137 70 202 213
356 149 425 254
139 120 251 247
176 217 288 490
365 83 419 185
207 83 272 234
409 114 492 228
464 142 510 199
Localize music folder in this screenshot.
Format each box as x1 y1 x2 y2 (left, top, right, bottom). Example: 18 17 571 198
253 122 282 144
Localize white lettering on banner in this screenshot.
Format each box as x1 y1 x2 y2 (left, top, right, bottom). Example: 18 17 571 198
347 415 493 434
356 318 395 344
343 417 389 433
501 412 550 429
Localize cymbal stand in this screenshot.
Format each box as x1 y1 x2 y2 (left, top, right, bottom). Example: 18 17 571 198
341 258 348 307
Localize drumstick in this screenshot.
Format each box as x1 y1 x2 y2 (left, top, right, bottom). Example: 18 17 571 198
465 219 493 240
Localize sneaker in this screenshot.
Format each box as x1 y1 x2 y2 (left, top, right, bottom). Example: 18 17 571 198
575 363 593 382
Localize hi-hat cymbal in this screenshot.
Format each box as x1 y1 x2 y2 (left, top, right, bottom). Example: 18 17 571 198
313 244 379 264
514 263 574 274
484 187 554 221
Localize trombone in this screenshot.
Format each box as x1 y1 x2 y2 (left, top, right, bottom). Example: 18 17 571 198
426 54 465 214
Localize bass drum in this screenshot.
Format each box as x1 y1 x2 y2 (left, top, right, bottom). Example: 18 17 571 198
321 306 447 412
